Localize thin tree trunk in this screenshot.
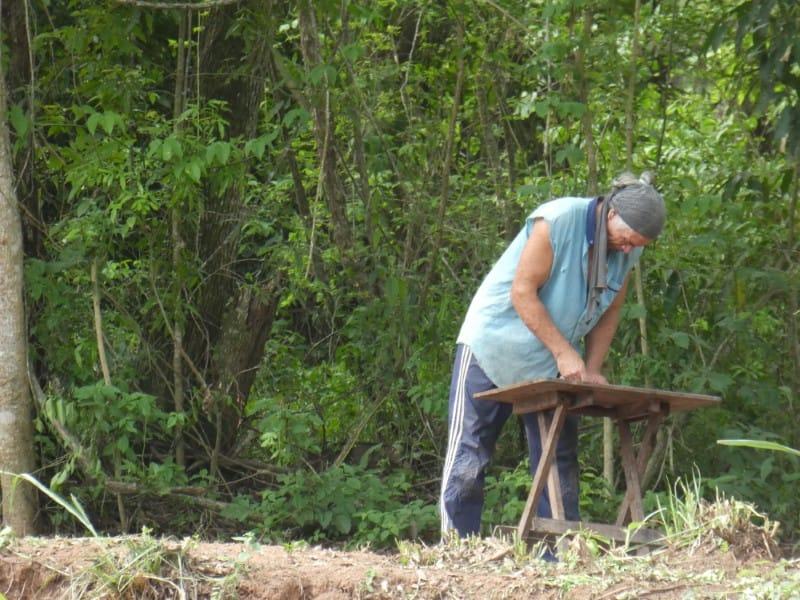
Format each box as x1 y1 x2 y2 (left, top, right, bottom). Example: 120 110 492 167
788 160 799 446
91 259 128 531
575 7 612 484
625 0 650 379
172 11 188 469
625 0 658 490
0 63 37 536
577 9 597 194
298 0 351 251
420 22 466 307
642 0 678 486
624 0 640 172
476 63 512 240
341 5 372 248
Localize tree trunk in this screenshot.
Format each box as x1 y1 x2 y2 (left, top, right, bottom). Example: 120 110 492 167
298 0 352 251
0 64 37 536
172 10 189 469
625 0 650 381
476 63 512 240
577 9 597 195
178 1 282 456
575 7 612 484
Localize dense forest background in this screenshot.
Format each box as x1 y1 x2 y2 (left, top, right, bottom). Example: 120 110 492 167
0 0 798 545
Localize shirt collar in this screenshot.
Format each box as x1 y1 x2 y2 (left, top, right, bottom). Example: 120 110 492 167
586 196 600 245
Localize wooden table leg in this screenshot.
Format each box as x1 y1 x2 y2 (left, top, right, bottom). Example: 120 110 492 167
617 419 645 523
538 412 565 520
517 402 567 539
616 410 666 526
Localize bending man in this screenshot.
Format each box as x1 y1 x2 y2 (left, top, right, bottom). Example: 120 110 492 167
440 173 666 537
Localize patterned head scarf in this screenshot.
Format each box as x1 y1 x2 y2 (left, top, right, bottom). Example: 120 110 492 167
586 172 665 321
609 172 665 240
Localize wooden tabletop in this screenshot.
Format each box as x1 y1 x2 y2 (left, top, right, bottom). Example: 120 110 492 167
475 379 721 413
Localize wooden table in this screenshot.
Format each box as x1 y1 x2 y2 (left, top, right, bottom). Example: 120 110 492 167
476 379 721 544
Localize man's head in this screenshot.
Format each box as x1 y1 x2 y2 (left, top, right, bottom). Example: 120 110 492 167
606 172 665 253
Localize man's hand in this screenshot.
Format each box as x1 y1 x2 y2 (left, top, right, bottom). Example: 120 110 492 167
556 347 608 384
583 371 608 385
555 347 587 382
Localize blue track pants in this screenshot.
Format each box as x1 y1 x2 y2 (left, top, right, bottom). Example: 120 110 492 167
440 344 580 537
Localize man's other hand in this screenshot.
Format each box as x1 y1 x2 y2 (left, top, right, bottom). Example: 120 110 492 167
583 371 608 385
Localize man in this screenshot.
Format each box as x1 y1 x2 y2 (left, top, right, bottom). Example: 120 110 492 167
440 173 666 537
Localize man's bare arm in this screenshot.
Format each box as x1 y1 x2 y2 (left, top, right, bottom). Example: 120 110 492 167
511 219 587 382
584 275 630 384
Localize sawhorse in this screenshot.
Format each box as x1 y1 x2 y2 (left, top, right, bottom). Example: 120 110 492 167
476 380 720 545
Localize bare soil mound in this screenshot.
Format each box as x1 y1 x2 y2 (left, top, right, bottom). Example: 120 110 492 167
0 533 797 599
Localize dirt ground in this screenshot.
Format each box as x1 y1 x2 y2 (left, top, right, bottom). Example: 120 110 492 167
0 531 798 599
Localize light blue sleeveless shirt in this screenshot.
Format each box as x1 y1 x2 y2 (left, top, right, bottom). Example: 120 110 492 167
457 197 642 387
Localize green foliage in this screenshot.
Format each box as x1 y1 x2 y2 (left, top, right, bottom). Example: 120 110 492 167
5 0 799 543
483 462 533 532
223 464 437 548
709 429 800 533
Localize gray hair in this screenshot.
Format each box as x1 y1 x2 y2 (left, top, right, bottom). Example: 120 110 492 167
608 171 665 240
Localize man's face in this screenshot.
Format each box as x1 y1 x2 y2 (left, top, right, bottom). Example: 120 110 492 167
606 210 651 254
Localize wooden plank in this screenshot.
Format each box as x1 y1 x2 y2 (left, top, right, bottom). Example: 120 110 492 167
617 411 666 526
517 402 567 539
538 410 565 520
512 395 560 415
529 517 663 545
617 420 645 523
512 391 597 416
614 399 668 422
476 378 720 413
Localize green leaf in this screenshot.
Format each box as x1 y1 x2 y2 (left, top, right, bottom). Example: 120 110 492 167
342 42 364 62
555 101 586 119
283 108 310 127
3 471 97 536
309 63 336 85
533 99 550 118
244 137 266 159
147 138 163 158
318 510 332 528
9 104 29 137
186 159 203 183
626 303 647 320
100 111 120 135
87 112 102 136
670 331 690 349
206 141 231 165
707 372 733 393
759 456 774 480
332 513 351 534
162 137 183 161
555 145 583 166
717 439 800 457
774 107 792 144
50 468 69 490
220 496 255 522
